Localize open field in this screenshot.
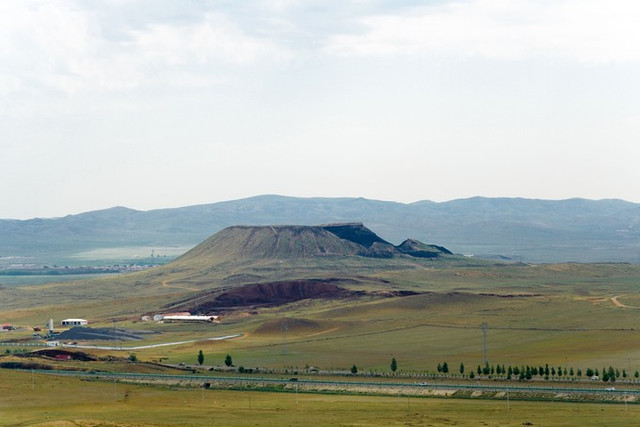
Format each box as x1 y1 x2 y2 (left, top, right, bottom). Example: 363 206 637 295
1 369 638 426
2 261 640 374
2 250 640 426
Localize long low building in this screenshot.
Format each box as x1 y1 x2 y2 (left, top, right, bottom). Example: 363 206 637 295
60 319 88 326
162 315 219 323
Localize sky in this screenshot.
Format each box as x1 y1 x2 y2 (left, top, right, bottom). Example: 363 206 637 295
2 0 640 219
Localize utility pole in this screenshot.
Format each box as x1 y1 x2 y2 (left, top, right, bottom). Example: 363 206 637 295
281 320 288 354
481 323 488 365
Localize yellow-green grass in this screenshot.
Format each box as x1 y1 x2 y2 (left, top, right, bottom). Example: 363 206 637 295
4 292 640 376
3 262 640 378
1 369 637 426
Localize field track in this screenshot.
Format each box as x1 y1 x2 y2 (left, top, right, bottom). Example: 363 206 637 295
161 280 199 292
611 295 640 309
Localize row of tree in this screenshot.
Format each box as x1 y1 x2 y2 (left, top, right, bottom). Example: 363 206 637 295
436 361 640 382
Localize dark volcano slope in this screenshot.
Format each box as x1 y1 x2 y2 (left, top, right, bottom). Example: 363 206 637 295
320 223 391 247
396 239 453 258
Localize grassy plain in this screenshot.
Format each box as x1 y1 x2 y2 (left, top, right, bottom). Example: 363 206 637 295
1 369 637 426
2 260 640 374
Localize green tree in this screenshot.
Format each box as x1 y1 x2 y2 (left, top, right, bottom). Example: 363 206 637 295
586 368 594 377
469 371 475 379
197 350 204 366
351 364 358 374
128 353 138 362
390 357 397 372
442 362 449 374
225 354 233 367
459 362 465 375
477 365 482 375
634 370 639 378
437 363 442 373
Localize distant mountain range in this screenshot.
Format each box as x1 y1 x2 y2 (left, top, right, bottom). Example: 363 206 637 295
1 195 640 263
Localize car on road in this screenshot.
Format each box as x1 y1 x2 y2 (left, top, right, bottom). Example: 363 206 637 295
605 387 616 391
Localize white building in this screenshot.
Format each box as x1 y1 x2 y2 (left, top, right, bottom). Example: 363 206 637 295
162 315 219 323
60 318 88 326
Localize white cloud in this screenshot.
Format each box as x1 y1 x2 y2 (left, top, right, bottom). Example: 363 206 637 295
0 1 290 97
128 13 290 66
324 0 640 63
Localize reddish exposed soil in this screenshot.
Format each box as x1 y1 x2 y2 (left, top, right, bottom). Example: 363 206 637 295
29 348 97 361
214 279 351 308
167 279 357 313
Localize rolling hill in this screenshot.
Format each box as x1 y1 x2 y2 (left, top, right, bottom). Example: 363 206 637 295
2 195 640 263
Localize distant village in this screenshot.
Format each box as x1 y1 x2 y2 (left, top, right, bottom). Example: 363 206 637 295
0 263 158 276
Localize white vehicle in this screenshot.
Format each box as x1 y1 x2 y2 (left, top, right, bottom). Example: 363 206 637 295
605 387 616 391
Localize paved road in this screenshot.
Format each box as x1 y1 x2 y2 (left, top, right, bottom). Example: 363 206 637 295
61 334 242 351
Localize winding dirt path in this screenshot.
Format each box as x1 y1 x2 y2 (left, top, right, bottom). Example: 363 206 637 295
611 295 640 309
161 280 199 292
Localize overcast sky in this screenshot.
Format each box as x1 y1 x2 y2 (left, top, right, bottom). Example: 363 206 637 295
2 0 640 219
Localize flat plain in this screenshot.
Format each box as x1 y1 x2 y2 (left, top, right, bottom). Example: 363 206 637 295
2 226 640 425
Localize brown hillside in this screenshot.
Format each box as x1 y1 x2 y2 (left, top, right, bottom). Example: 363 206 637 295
174 225 364 265
164 279 353 313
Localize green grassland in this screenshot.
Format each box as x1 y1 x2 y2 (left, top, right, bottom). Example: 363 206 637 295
2 258 639 376
2 247 640 427
1 369 637 426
